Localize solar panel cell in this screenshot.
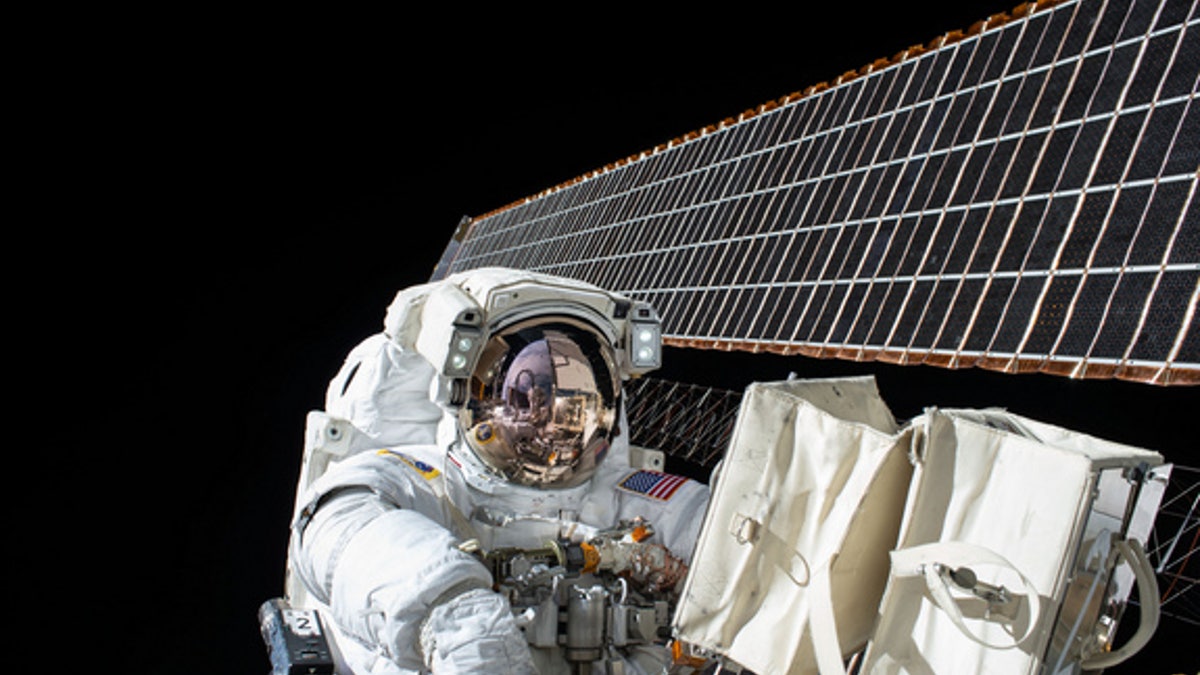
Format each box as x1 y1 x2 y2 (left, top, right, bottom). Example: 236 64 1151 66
1129 269 1197 359
1177 300 1200 364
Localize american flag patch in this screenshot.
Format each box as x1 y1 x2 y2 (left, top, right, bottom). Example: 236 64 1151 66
618 470 687 501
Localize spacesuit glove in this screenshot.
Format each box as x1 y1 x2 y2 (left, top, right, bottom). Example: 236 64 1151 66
419 586 535 674
628 543 688 593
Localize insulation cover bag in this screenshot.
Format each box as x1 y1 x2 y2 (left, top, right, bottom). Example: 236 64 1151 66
672 377 914 675
860 409 1165 675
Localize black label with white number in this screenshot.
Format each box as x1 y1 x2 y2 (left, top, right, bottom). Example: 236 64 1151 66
258 598 335 674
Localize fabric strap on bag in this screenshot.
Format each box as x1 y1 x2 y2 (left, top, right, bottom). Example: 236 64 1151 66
809 557 847 675
890 541 1042 650
802 426 914 675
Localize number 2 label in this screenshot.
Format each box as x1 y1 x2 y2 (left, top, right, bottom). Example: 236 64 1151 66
283 609 322 637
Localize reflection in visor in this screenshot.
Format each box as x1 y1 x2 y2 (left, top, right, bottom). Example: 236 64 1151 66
460 321 618 488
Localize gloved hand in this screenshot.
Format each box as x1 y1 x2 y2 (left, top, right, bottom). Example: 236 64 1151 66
625 542 688 593
582 537 689 594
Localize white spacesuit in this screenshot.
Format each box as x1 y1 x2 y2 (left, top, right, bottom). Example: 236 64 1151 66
285 268 710 674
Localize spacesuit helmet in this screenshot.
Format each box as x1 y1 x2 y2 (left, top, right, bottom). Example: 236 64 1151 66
458 316 620 489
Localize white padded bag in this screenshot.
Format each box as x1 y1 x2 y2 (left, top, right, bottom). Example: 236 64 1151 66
673 377 914 675
860 408 1164 675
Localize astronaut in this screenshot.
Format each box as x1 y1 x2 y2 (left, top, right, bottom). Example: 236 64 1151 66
284 268 711 674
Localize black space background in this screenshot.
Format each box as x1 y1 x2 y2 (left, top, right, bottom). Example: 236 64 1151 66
30 4 1196 674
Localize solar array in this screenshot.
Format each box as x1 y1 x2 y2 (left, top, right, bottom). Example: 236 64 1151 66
436 0 1199 386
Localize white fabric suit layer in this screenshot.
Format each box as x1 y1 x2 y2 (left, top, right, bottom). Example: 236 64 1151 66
289 333 709 674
